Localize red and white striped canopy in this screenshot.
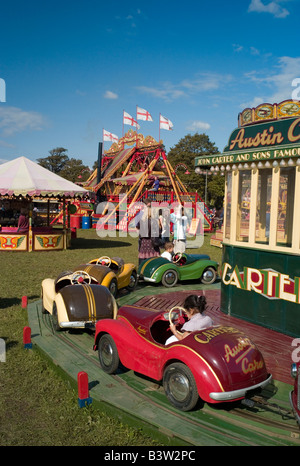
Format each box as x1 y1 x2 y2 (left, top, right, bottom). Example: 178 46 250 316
0 156 88 197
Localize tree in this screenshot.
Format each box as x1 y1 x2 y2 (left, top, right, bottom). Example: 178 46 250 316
37 148 69 174
167 133 224 205
59 158 91 183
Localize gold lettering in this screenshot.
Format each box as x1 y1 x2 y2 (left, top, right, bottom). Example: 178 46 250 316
288 117 300 143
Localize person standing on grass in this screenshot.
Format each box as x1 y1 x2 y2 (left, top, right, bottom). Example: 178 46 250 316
135 198 160 264
170 205 188 254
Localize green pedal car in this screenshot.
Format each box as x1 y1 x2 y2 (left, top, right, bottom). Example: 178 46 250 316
138 253 218 288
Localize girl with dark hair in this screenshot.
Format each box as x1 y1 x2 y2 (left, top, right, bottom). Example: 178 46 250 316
166 294 213 344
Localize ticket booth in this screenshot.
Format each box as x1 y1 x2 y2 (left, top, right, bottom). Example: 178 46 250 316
195 100 300 338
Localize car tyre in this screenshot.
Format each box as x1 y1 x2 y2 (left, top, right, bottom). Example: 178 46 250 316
126 270 137 291
108 278 118 297
52 302 61 332
98 334 120 374
200 267 217 285
163 362 199 411
161 269 178 287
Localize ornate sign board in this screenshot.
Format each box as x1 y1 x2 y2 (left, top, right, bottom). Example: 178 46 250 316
195 101 300 169
239 100 300 127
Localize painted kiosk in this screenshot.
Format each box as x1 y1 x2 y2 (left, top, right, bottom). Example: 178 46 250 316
0 156 88 251
195 100 300 338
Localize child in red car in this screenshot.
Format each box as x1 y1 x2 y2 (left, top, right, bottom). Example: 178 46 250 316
166 294 213 345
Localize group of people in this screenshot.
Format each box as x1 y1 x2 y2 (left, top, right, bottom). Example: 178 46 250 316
135 198 189 264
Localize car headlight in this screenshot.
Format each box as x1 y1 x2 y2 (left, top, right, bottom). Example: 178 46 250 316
291 363 298 379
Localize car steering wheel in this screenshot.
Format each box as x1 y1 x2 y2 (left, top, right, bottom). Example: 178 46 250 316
173 253 182 263
168 306 186 336
71 270 92 285
96 256 111 267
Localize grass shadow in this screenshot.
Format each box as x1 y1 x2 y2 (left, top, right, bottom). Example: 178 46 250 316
71 238 132 249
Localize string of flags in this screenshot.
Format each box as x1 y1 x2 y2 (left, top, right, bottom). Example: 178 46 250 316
103 106 173 143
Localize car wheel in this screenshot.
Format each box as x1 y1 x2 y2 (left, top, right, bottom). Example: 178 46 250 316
126 270 137 291
108 278 118 297
200 267 217 285
163 362 199 411
51 302 61 332
98 334 120 374
161 269 178 287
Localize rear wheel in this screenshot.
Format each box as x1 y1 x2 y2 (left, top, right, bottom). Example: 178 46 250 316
200 267 217 285
126 270 137 291
108 278 118 297
98 334 120 374
161 269 178 287
51 302 61 332
163 362 199 411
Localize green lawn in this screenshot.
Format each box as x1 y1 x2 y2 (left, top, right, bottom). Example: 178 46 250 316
0 228 222 446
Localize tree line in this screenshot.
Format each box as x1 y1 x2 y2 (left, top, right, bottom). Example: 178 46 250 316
37 133 224 209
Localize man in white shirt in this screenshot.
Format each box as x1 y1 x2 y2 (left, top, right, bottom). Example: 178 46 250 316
170 205 188 254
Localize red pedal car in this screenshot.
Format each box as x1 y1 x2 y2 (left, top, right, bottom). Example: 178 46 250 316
94 305 272 411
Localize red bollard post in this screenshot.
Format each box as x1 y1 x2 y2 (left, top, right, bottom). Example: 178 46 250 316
23 326 32 349
22 296 28 308
77 371 92 408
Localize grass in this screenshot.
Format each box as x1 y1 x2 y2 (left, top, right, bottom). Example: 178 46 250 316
0 228 222 446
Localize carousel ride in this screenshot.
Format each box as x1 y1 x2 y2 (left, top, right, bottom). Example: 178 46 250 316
83 130 214 232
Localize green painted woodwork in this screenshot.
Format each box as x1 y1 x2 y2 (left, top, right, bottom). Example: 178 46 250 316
221 244 300 337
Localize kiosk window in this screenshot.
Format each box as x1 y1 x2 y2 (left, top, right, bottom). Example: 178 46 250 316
225 172 232 239
255 169 272 245
236 170 251 242
277 167 295 247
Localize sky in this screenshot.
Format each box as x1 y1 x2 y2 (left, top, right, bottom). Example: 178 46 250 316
0 0 300 168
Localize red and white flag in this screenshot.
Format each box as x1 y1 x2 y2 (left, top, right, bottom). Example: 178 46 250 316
103 129 118 142
136 106 153 121
123 111 140 129
159 115 173 131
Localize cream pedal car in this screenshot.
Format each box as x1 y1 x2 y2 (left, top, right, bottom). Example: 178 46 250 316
41 269 118 331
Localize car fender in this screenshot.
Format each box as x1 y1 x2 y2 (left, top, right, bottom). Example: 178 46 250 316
101 271 117 288
151 263 180 282
118 263 137 288
94 317 161 375
41 278 56 313
94 318 131 350
160 345 225 403
198 259 218 278
54 292 69 326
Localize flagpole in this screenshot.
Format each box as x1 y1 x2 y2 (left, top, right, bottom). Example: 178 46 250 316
159 113 161 143
136 105 138 148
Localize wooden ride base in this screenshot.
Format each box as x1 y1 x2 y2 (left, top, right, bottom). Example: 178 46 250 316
27 282 300 446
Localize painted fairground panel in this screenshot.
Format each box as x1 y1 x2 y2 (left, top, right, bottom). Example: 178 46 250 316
0 232 28 250
33 233 64 251
221 244 300 337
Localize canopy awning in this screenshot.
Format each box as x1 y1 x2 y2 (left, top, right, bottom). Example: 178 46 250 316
0 156 89 197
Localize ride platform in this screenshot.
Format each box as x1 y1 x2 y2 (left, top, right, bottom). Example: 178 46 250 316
27 282 300 446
